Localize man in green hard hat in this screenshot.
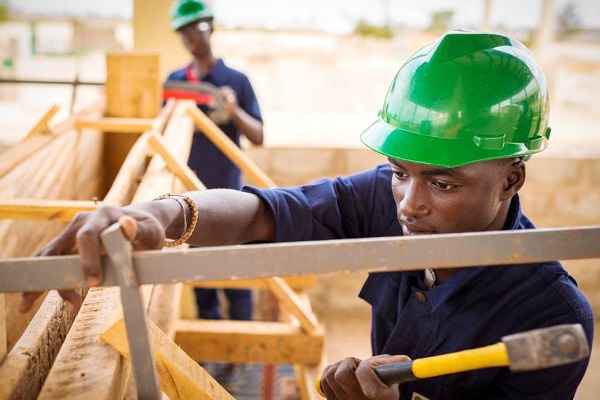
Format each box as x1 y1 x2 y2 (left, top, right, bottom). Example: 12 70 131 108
164 0 264 390
20 30 593 399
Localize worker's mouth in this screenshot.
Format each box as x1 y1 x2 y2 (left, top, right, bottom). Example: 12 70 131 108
402 223 435 236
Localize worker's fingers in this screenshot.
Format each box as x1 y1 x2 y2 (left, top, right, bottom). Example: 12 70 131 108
321 357 366 399
76 206 116 287
19 212 92 313
355 354 409 400
17 291 44 313
58 289 83 313
121 212 166 251
118 215 137 242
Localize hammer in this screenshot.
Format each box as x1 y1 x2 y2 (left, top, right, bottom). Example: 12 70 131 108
316 323 589 397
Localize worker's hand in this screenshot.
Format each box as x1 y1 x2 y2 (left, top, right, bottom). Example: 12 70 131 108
18 205 165 314
219 85 237 118
320 354 410 399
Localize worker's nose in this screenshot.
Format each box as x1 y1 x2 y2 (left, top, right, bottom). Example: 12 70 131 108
397 182 430 219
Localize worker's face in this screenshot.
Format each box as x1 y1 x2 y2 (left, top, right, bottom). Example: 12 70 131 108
177 19 213 58
389 157 525 235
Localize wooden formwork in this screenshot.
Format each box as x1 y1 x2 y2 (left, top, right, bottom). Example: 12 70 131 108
0 53 325 399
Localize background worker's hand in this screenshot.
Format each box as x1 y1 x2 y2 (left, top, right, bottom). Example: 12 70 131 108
18 205 166 314
219 85 237 118
320 354 410 399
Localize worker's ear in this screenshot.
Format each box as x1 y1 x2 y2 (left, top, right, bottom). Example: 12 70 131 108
500 158 526 200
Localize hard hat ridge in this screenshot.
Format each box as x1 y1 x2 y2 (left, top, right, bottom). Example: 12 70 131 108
361 30 551 168
170 0 214 31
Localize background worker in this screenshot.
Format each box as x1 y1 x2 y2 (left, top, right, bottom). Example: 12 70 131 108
19 30 593 399
164 0 264 389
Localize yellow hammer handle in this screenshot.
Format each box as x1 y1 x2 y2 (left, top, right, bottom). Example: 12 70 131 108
316 373 326 397
314 342 509 397
412 342 509 378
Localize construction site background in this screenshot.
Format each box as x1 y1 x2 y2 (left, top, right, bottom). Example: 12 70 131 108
1 8 599 399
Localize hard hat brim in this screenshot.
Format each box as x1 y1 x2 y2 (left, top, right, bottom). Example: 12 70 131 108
360 117 548 168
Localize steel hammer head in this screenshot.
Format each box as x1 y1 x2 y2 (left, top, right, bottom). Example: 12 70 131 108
503 324 589 372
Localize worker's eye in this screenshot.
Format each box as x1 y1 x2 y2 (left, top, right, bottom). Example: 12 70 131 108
432 181 458 191
393 171 408 180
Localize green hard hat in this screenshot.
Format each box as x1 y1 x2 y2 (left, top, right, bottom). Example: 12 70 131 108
170 0 214 31
361 30 551 167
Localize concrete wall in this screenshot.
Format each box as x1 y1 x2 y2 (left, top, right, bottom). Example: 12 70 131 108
244 145 600 318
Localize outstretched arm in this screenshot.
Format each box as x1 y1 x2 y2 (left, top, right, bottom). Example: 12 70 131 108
18 189 275 313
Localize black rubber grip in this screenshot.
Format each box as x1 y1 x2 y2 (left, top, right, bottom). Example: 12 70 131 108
373 361 417 385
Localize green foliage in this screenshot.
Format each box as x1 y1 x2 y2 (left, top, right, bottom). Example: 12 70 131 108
354 21 393 39
426 10 453 33
0 1 9 22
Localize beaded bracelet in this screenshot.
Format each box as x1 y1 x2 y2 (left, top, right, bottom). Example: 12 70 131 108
153 193 199 248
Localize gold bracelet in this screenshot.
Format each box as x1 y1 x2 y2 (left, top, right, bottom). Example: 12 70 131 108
153 193 199 248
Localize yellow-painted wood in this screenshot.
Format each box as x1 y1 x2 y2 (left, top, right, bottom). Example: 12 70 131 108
192 275 317 290
74 117 154 133
24 105 60 139
187 106 277 188
0 199 99 221
265 276 320 335
174 319 324 366
100 308 234 400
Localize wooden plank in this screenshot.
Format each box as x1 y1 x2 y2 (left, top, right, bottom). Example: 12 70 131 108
105 53 161 119
38 288 130 400
0 292 76 400
0 199 99 221
293 362 327 400
265 276 319 335
23 105 60 139
100 309 234 400
0 294 5 362
38 130 158 399
0 121 105 399
187 105 277 188
192 275 317 290
148 284 182 341
75 117 154 133
0 102 103 181
188 103 327 384
149 132 206 191
38 99 198 398
174 319 324 365
102 131 153 207
148 100 203 192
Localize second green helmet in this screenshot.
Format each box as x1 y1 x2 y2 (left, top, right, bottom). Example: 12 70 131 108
170 0 214 31
361 30 551 167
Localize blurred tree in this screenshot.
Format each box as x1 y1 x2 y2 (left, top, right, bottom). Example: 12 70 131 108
0 1 9 22
556 1 581 39
354 21 393 39
427 10 454 33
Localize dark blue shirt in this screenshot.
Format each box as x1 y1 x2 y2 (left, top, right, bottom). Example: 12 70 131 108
244 163 594 399
165 59 262 189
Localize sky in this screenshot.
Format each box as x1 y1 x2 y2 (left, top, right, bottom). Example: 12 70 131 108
5 0 600 33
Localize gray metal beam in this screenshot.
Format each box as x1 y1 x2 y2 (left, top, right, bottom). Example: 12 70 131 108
1 225 599 293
